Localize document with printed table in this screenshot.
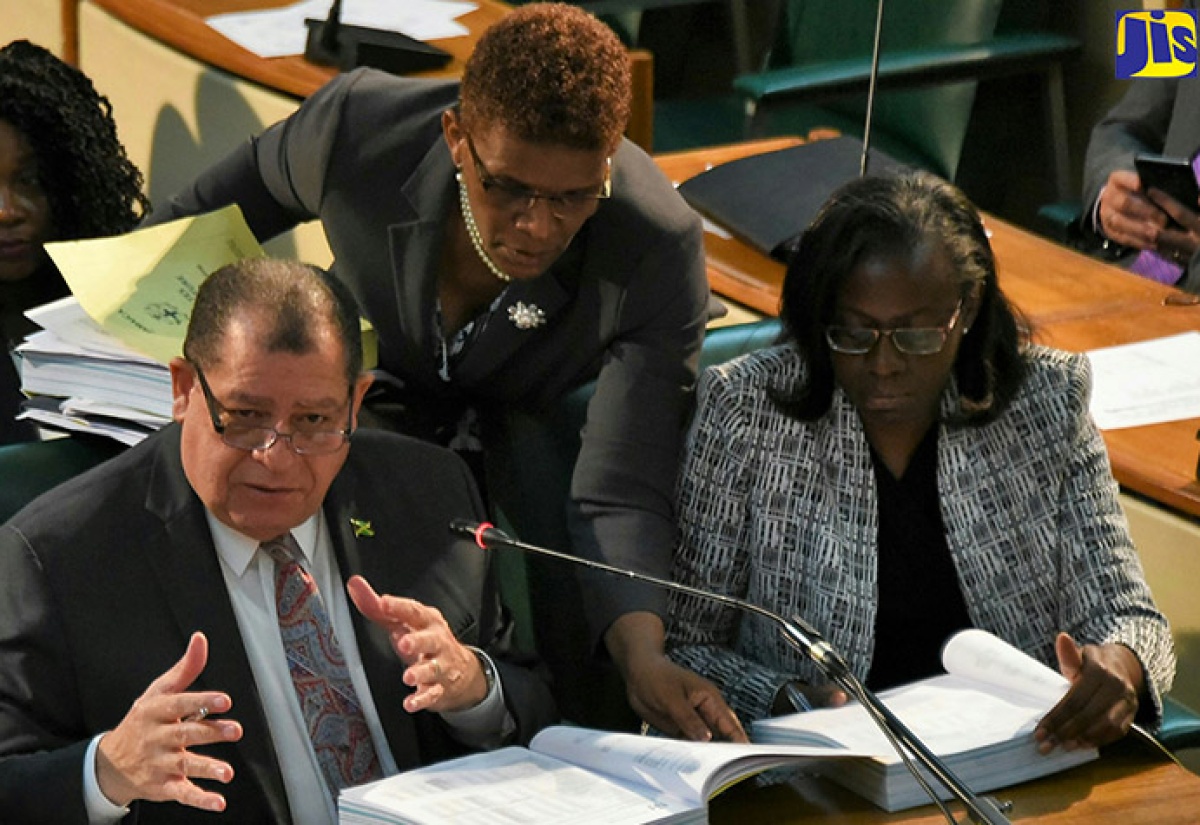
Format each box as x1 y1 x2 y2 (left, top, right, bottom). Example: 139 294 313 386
338 725 870 824
753 629 1098 812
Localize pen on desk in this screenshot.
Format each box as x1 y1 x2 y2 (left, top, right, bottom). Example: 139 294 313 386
782 682 813 714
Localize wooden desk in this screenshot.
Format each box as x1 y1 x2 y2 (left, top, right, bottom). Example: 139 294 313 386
654 139 1200 520
709 739 1200 823
87 0 507 97
84 0 655 150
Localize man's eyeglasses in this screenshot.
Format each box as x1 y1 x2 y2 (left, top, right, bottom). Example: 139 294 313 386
466 135 611 220
191 362 353 455
825 299 965 356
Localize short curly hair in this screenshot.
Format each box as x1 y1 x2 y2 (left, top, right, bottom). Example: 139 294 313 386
459 3 631 153
0 40 148 241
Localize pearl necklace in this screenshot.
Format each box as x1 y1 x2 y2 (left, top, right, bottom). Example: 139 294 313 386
457 171 511 283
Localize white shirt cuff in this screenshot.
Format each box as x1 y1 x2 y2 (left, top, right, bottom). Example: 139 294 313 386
84 733 130 824
438 648 515 749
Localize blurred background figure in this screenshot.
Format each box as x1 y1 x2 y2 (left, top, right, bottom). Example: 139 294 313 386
0 39 148 444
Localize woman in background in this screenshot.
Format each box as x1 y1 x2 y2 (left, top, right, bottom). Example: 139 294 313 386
668 172 1174 753
0 39 148 444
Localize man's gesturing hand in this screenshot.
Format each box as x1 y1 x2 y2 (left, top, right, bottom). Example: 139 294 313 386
96 632 243 811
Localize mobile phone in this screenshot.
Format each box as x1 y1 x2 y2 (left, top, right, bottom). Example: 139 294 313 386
1135 153 1200 224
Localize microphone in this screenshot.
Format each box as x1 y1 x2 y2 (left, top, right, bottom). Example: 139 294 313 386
318 0 343 55
449 519 844 676
450 519 1013 824
303 0 452 75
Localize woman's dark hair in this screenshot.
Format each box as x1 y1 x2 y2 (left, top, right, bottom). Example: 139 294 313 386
0 40 148 241
775 171 1027 424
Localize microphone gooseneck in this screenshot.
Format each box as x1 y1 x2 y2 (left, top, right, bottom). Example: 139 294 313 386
861 0 886 177
450 519 1013 824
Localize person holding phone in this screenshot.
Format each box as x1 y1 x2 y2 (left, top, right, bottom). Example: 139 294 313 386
1082 27 1200 293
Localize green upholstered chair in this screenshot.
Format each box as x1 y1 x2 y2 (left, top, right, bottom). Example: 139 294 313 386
0 436 123 524
653 0 1079 196
1159 695 1200 753
483 318 783 729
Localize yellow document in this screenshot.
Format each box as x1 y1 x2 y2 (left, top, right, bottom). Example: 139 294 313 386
44 205 264 365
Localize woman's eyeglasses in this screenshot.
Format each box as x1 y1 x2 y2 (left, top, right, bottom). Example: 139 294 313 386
825 299 964 356
466 135 610 220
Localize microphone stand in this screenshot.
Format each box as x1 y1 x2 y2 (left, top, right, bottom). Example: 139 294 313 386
449 520 1013 825
861 0 886 176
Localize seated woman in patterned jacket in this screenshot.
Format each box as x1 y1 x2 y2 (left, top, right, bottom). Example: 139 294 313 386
667 171 1175 754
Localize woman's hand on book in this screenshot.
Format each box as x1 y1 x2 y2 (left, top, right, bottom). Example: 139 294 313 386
1035 632 1144 754
606 612 747 743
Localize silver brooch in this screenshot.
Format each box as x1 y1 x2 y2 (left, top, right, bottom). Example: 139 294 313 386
507 302 546 330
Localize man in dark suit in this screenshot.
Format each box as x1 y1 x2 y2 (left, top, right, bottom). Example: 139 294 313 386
0 258 555 823
146 3 742 744
1082 12 1200 293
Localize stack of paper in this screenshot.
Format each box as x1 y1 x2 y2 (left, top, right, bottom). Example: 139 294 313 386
17 299 172 445
14 206 264 445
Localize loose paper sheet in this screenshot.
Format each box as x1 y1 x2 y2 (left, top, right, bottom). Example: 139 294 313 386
1086 331 1200 430
43 205 264 365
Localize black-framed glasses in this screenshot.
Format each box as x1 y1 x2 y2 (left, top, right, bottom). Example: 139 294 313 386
825 299 965 356
466 135 611 219
191 362 353 455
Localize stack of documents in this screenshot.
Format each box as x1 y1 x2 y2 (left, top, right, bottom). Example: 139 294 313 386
14 206 265 445
17 298 172 445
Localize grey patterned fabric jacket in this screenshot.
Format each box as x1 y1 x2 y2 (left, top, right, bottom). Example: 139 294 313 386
667 343 1175 724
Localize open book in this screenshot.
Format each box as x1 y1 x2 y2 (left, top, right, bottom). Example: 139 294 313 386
338 725 870 825
753 628 1098 812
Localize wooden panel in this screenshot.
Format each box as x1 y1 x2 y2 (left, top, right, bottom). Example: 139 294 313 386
79 1 332 267
0 0 69 57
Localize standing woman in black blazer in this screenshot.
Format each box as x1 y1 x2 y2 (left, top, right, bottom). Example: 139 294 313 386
148 3 741 742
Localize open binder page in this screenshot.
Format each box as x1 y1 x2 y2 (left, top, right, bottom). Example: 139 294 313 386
342 747 694 825
941 628 1069 706
529 726 856 804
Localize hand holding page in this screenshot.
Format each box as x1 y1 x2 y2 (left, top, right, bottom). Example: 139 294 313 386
941 627 1070 707
753 629 1097 812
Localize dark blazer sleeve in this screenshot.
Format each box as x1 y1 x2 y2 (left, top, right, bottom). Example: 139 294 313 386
0 525 91 825
565 146 712 642
1082 78 1178 217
